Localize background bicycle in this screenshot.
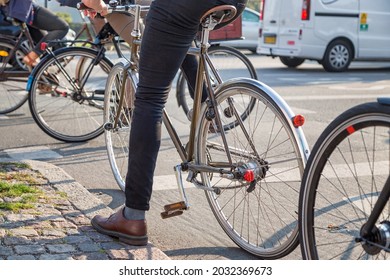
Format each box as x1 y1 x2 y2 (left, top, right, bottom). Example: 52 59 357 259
299 97 390 260
26 20 133 142
0 10 96 115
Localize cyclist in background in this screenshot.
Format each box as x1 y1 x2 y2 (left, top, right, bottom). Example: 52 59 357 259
0 0 69 67
57 0 208 102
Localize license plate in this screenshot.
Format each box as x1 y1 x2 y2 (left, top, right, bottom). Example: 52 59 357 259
264 35 276 44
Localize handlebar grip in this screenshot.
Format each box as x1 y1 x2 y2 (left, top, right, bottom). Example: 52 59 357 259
76 2 89 10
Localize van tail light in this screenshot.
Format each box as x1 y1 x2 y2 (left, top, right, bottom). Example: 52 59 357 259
260 0 266 21
301 0 311 20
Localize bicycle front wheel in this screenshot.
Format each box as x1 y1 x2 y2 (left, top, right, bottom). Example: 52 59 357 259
176 45 257 117
299 101 390 260
196 79 306 259
104 61 135 191
28 47 112 142
0 39 30 114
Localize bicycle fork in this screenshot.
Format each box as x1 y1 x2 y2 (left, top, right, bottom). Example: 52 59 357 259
357 176 390 254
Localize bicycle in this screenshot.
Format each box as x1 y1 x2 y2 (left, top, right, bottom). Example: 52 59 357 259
298 97 390 260
101 3 309 259
26 20 132 142
0 12 99 115
0 21 36 114
176 44 258 118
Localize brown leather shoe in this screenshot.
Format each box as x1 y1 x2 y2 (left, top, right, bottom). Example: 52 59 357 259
91 207 148 246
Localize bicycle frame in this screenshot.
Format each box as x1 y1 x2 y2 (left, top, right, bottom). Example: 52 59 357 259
360 176 390 238
111 3 309 188
29 21 126 104
112 5 232 170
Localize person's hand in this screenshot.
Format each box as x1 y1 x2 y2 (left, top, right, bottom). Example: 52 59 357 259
0 0 10 6
81 0 108 18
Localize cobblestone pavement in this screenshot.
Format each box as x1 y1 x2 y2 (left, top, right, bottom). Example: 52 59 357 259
0 159 169 260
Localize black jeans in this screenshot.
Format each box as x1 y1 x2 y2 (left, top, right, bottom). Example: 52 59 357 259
125 0 247 210
30 4 69 55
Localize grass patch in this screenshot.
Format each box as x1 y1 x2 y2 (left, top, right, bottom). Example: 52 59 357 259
0 181 43 211
0 162 30 171
0 172 40 185
0 162 45 185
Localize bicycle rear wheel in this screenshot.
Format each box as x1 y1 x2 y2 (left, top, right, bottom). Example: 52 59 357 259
176 45 257 117
299 101 390 260
196 79 306 259
28 47 112 142
104 61 135 191
0 39 30 114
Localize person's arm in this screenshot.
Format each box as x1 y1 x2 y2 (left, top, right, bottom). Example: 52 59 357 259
81 0 108 16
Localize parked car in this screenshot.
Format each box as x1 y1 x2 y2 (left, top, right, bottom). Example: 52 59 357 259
218 7 260 53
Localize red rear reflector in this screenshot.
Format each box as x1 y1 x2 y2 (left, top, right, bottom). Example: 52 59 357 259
346 126 355 134
287 40 295 45
40 42 48 51
243 170 255 182
292 115 305 127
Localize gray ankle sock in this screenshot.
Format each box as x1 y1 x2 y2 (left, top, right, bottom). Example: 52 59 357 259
123 206 145 220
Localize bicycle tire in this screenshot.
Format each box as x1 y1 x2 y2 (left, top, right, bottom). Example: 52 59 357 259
196 78 307 259
176 45 257 118
28 47 113 142
299 101 390 260
104 60 135 191
0 39 30 114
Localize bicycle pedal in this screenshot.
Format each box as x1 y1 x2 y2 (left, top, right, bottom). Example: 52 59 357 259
163 201 188 212
160 201 188 219
160 210 183 219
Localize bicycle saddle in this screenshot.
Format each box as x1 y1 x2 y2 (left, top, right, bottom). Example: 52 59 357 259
200 5 237 28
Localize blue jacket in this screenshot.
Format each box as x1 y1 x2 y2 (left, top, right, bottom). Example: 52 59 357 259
1 0 34 24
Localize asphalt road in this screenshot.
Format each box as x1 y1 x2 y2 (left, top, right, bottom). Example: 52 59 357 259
1 54 389 260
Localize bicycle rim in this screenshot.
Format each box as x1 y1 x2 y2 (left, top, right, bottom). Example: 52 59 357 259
0 40 29 114
28 47 112 142
104 61 135 191
197 81 305 259
299 102 390 260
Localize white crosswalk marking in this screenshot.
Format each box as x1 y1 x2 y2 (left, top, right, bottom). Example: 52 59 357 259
4 146 62 160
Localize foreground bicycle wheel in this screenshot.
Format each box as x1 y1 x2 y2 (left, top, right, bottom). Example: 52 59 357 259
28 47 112 142
104 61 134 191
0 39 29 114
196 79 306 259
299 101 390 260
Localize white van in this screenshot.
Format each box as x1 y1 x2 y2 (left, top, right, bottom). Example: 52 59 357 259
257 0 390 72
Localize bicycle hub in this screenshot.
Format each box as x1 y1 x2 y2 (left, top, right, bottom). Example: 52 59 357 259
359 221 390 255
